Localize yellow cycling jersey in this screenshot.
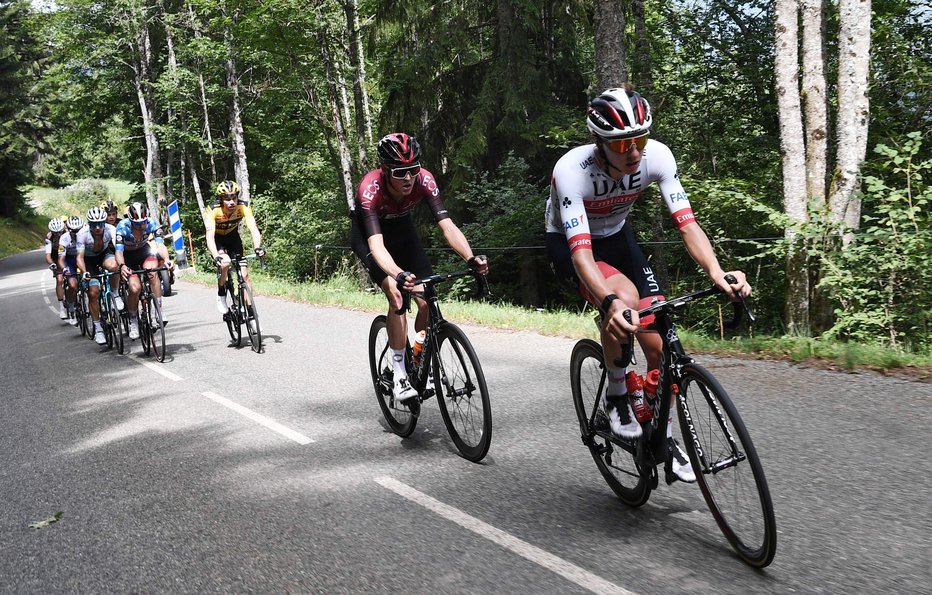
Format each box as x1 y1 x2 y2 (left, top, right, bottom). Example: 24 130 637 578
207 200 254 236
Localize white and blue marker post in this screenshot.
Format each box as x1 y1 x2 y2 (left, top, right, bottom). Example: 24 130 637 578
167 200 189 269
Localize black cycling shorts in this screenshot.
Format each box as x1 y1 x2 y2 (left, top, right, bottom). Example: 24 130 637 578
547 221 665 311
350 213 433 286
122 246 157 272
215 232 245 257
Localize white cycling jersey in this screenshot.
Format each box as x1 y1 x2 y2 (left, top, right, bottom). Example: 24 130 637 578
56 230 80 257
75 224 117 257
545 141 696 254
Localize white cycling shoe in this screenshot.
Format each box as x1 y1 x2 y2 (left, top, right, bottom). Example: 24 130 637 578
94 328 107 345
216 295 229 315
114 295 125 311
59 302 68 319
128 321 140 340
392 377 418 405
603 396 642 439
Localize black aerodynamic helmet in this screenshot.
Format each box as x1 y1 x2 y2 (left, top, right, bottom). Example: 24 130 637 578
377 133 422 168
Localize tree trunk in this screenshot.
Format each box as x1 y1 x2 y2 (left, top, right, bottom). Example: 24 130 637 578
133 7 165 219
829 0 871 245
319 26 355 213
593 0 627 89
158 0 177 203
188 3 217 183
343 0 371 170
631 0 652 96
775 0 810 335
225 19 251 202
187 152 207 217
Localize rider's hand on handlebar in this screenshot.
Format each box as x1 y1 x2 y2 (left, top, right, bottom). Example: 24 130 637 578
467 255 489 275
119 264 131 281
213 255 225 267
49 263 58 271
603 300 640 343
395 270 415 293
82 271 91 281
716 271 751 300
255 246 266 258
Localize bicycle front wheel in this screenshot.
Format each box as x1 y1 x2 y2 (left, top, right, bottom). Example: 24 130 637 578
570 339 650 507
368 315 417 437
139 301 152 355
103 296 115 349
241 283 262 353
78 289 91 337
148 297 166 362
677 363 777 568
432 322 491 462
107 293 124 354
226 282 242 346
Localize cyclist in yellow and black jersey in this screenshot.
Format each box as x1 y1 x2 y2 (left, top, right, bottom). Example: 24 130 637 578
205 181 265 315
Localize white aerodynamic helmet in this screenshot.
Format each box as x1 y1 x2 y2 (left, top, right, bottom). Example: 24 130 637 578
586 87 652 140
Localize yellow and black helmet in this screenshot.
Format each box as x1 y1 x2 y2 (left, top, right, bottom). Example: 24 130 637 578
216 180 241 197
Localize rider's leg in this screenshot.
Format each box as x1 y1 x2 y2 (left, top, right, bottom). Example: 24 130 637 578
103 257 121 306
381 276 419 403
88 283 101 321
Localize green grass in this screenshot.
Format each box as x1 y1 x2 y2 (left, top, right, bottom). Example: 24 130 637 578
26 178 139 219
181 269 932 377
0 217 47 260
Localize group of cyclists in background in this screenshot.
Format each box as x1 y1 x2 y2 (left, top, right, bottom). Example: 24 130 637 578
42 85 752 485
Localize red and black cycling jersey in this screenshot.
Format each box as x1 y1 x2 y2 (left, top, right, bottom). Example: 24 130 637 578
353 168 450 239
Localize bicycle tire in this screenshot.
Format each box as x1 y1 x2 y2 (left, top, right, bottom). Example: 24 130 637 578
77 288 90 337
149 297 166 362
108 293 124 355
159 268 172 297
226 281 242 346
103 294 115 349
676 363 777 567
139 299 151 355
432 322 492 462
570 339 650 507
368 315 417 437
241 282 262 353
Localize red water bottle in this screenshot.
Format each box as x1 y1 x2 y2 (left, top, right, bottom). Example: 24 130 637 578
643 369 660 403
625 371 654 423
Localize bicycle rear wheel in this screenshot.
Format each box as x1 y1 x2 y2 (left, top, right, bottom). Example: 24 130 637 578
148 297 166 362
570 339 650 507
226 281 242 346
432 322 491 462
677 363 777 567
368 315 417 437
103 297 114 349
107 293 124 354
241 283 262 353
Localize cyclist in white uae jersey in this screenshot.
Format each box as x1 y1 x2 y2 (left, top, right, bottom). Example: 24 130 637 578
546 86 751 482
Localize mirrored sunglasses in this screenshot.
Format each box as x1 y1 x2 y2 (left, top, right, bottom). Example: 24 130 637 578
390 165 421 179
605 135 649 153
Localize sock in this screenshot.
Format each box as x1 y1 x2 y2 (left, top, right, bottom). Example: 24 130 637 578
94 321 102 331
391 348 407 380
130 311 138 321
605 361 627 397
218 286 226 297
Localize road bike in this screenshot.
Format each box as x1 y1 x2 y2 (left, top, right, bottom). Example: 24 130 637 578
220 253 262 353
129 266 169 362
93 269 124 353
368 269 492 462
570 275 776 567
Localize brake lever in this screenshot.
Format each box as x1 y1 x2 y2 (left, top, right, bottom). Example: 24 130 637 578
721 274 756 329
612 309 637 368
473 273 490 300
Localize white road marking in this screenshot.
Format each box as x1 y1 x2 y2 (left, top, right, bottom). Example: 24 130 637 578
202 391 314 445
47 305 58 315
135 357 184 381
374 477 636 595
43 296 51 304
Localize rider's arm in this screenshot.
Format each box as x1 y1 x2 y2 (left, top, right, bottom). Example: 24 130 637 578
679 223 749 299
243 208 262 250
205 217 219 258
76 246 87 277
366 233 404 280
437 219 488 274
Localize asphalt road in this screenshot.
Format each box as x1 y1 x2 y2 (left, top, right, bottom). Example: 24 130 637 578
1 248 930 594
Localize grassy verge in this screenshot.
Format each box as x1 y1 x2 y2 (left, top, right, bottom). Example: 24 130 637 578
26 179 138 218
180 268 932 378
0 217 47 260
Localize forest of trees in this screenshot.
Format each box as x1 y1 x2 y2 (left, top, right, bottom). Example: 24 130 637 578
1 0 929 351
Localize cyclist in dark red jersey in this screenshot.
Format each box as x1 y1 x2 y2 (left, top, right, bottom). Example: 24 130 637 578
351 133 489 404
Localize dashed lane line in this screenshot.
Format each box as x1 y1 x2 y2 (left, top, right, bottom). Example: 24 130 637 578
203 391 314 445
374 477 636 595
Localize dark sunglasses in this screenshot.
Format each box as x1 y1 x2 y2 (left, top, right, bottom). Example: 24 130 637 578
89 222 106 229
390 165 421 180
131 219 148 226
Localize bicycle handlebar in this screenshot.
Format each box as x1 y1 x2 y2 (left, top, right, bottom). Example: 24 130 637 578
395 269 490 315
611 274 755 367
